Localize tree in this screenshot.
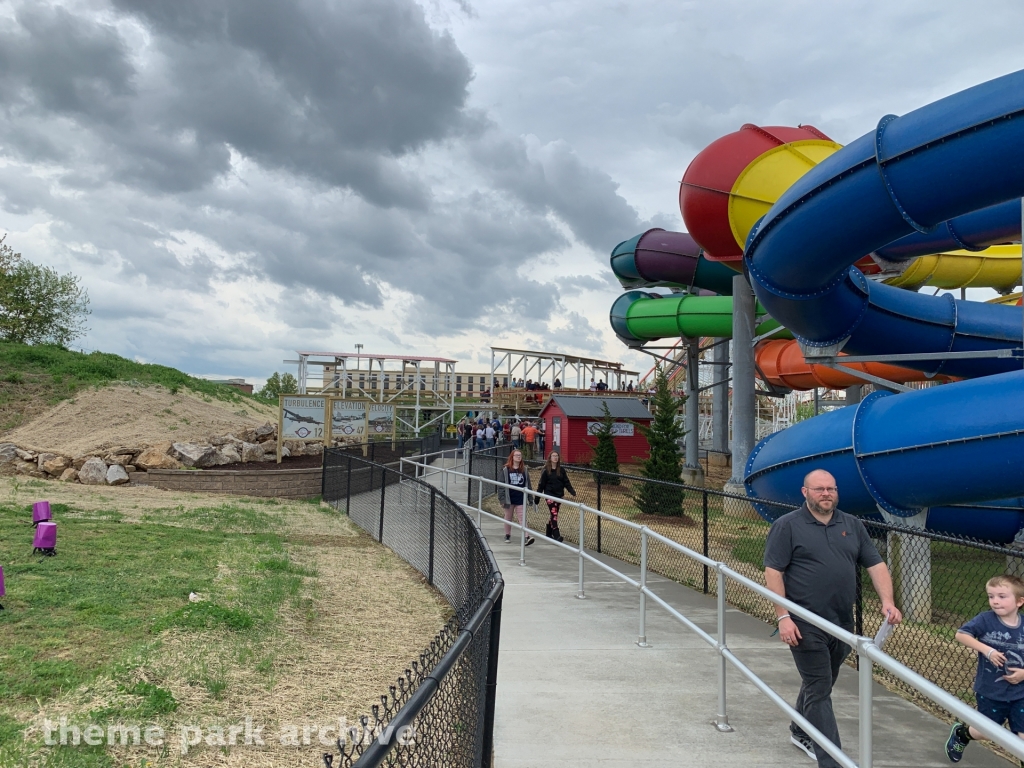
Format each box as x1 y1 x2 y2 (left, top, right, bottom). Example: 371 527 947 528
588 400 620 484
632 367 689 517
257 371 298 401
0 235 90 347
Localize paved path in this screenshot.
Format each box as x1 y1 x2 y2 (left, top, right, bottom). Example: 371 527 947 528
419 458 1008 767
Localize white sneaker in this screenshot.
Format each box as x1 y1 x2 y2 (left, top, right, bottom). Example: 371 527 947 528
790 733 816 761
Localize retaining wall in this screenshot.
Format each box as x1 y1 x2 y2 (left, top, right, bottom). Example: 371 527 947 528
136 467 322 499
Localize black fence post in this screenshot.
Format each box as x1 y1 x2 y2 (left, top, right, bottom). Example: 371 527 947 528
379 467 387 543
467 447 474 506
429 487 436 586
481 590 503 768
702 489 710 594
596 473 603 554
345 454 352 515
320 449 327 500
370 441 376 463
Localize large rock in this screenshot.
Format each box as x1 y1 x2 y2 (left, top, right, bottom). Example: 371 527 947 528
16 448 36 461
13 459 36 475
170 442 219 468
59 468 79 482
254 422 276 439
41 455 70 476
105 454 134 467
241 442 265 463
107 446 141 458
36 452 57 470
211 444 241 466
283 439 305 455
106 464 130 486
305 442 323 456
134 446 181 471
79 457 109 485
210 434 242 446
0 443 17 475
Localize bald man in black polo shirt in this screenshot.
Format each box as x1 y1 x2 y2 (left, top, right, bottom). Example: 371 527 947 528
764 469 902 766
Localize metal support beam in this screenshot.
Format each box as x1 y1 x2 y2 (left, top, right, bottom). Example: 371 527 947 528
726 275 756 492
681 338 704 486
712 339 730 455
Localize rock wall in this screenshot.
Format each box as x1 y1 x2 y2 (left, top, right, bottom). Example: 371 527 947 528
136 467 322 499
0 422 323 488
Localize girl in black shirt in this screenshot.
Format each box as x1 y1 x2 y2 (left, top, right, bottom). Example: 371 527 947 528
536 451 575 542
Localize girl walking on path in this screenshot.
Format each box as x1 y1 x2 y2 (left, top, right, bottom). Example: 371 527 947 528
535 451 575 542
497 449 535 546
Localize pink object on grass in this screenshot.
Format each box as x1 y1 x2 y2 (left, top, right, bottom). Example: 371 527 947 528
33 522 57 551
0 565 5 596
32 501 52 524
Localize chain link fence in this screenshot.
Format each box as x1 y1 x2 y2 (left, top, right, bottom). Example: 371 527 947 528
466 444 1024 722
321 449 503 768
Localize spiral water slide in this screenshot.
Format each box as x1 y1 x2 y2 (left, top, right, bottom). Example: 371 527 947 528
609 229 955 390
740 70 1024 541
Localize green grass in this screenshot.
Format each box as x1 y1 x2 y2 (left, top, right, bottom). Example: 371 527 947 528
0 498 312 710
0 342 256 403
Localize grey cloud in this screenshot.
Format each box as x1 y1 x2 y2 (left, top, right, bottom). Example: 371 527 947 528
0 4 135 118
561 273 617 292
471 132 644 252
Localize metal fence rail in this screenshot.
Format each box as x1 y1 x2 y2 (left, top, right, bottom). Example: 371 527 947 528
405 447 1024 767
465 444 1024 725
320 448 503 768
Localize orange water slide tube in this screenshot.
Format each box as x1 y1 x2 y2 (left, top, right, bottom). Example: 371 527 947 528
754 339 946 390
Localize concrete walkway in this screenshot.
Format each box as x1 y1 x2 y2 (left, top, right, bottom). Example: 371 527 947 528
419 458 1008 767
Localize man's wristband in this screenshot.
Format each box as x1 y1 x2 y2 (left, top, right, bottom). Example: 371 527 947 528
777 614 791 623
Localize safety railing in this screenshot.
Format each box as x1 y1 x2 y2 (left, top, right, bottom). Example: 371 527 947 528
321 449 503 768
400 450 1024 768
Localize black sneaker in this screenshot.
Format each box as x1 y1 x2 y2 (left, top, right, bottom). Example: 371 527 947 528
789 733 815 762
945 722 970 763
525 536 535 547
504 534 510 543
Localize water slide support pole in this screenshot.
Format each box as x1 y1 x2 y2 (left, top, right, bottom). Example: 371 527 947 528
724 275 756 516
681 337 705 485
712 337 731 467
880 508 932 623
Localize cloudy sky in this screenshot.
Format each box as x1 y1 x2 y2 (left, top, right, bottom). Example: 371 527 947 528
1 0 1023 387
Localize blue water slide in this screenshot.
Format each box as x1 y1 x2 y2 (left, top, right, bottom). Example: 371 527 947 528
743 69 1024 540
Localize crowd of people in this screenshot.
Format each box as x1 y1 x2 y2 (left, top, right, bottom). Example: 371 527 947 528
455 415 546 459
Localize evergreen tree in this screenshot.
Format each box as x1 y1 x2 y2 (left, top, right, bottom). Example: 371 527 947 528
588 400 620 484
632 368 688 517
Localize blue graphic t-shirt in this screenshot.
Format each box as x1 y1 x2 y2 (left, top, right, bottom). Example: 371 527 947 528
507 470 527 505
959 610 1024 701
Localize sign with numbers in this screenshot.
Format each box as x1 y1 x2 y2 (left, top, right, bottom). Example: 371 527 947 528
281 397 326 440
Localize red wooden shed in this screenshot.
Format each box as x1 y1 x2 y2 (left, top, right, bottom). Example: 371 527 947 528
538 395 653 465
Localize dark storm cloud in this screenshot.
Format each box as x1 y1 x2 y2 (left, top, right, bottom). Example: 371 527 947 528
0 4 134 118
0 0 474 205
109 0 474 205
471 132 644 253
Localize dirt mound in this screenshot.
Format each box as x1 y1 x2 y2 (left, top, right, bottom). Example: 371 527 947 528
3 383 278 456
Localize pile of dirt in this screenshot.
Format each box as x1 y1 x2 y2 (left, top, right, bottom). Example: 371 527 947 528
3 383 278 457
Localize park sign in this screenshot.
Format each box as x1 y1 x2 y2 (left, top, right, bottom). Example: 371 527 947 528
331 401 366 440
276 397 398 462
367 404 395 437
280 397 326 441
586 421 635 437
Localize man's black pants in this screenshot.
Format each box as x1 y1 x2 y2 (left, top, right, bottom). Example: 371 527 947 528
790 621 851 767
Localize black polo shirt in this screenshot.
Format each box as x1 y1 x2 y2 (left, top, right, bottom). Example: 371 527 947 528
763 504 883 630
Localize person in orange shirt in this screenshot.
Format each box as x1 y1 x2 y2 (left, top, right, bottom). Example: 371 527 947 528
520 422 539 460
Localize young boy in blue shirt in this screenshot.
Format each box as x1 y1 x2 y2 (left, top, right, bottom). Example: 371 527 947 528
946 574 1024 763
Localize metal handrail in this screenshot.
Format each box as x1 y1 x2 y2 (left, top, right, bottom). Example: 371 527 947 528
400 455 1024 767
